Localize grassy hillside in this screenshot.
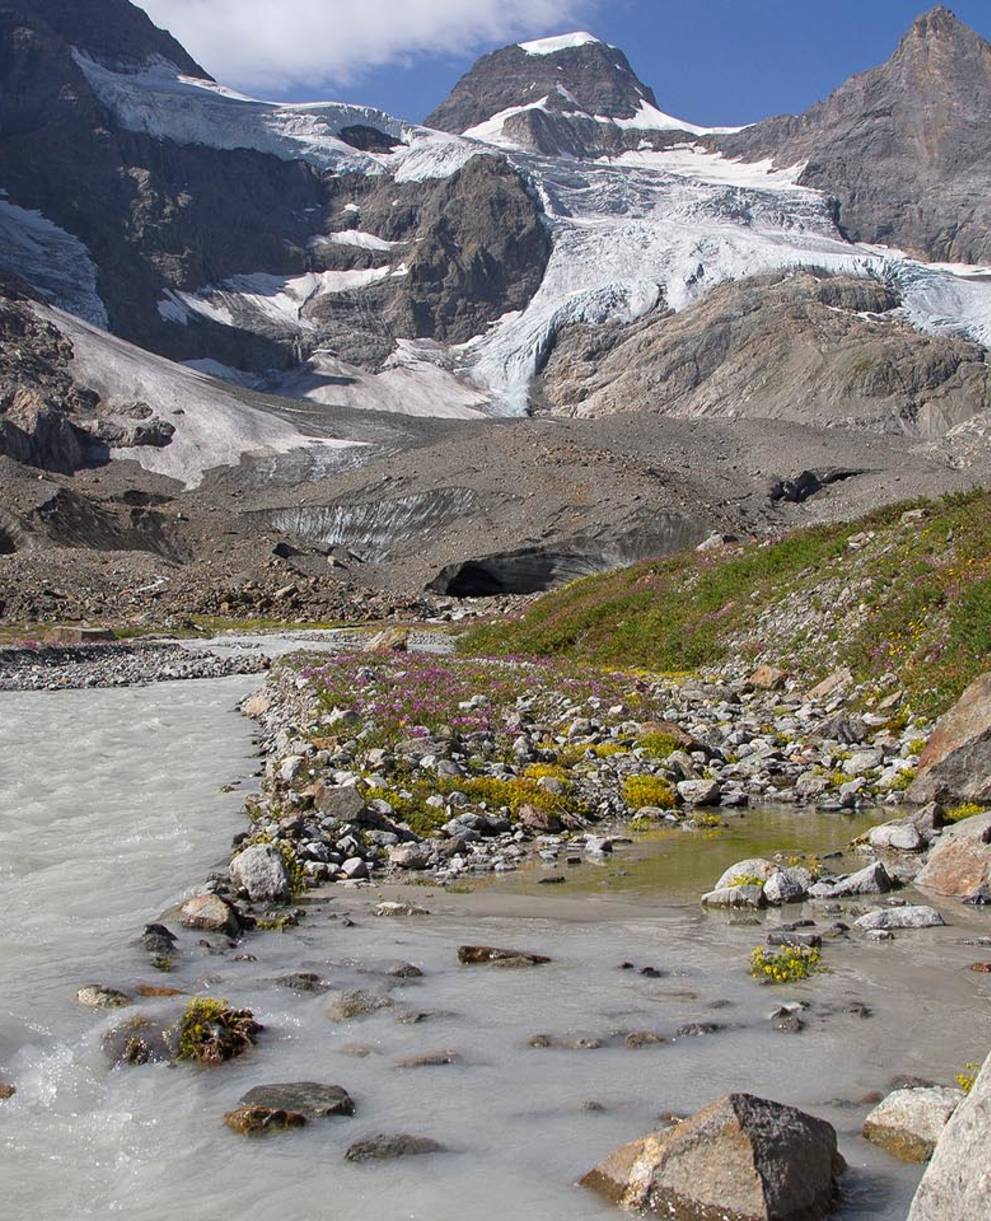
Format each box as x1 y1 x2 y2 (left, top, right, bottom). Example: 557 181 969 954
462 488 991 717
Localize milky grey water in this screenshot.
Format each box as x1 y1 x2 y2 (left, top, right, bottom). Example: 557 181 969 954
0 657 986 1220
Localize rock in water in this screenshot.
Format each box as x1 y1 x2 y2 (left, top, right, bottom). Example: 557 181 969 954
235 1082 355 1119
179 893 240 936
909 672 991 803
229 843 290 903
457 945 551 967
75 984 131 1009
909 1051 991 1219
344 1133 447 1162
224 1106 307 1136
854 906 945 932
808 860 891 899
862 1086 964 1162
580 1092 843 1218
915 812 991 899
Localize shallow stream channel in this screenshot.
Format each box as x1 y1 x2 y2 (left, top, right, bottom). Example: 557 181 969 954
1 633 988 1220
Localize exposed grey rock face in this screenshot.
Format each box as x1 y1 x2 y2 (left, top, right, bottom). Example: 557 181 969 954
910 1050 991 1219
716 7 991 263
541 272 991 436
854 905 945 932
808 860 892 898
910 672 991 803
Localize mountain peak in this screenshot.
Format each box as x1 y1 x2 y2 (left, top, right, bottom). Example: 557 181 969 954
425 33 657 134
14 0 211 77
910 5 966 36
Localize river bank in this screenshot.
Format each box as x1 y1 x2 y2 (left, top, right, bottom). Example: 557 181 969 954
1 635 988 1220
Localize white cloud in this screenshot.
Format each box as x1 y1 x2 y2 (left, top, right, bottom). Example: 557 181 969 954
141 0 596 95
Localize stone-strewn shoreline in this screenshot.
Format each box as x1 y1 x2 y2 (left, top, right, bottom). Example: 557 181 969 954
0 639 269 691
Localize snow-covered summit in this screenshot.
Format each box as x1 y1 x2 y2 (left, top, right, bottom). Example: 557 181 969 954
518 32 605 56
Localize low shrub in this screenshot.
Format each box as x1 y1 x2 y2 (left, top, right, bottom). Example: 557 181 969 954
749 945 824 984
621 774 677 810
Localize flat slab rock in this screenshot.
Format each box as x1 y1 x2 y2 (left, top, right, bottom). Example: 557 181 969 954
581 1092 844 1219
854 905 945 932
236 1082 356 1120
863 1086 964 1162
344 1133 447 1162
457 945 551 967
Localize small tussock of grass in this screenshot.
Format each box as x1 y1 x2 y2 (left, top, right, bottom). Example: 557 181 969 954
174 998 261 1064
956 1062 981 1094
945 803 988 823
636 731 681 760
726 873 768 888
461 488 991 718
749 946 824 984
621 774 677 810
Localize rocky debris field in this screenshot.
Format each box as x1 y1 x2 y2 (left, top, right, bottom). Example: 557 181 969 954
217 651 944 900
0 639 269 691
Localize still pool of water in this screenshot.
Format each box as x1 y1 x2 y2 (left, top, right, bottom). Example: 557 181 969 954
1 663 989 1220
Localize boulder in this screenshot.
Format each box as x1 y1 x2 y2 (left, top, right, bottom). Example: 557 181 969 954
909 1050 991 1220
806 668 853 702
229 843 290 903
236 1082 355 1119
868 821 926 852
714 859 777 890
863 1086 964 1162
808 861 892 899
179 893 240 936
457 945 551 967
701 884 766 909
915 812 991 899
314 785 367 821
763 868 811 905
748 665 787 691
854 906 945 932
581 1092 843 1218
387 843 432 870
345 1133 446 1162
909 673 991 803
677 779 721 806
362 626 410 653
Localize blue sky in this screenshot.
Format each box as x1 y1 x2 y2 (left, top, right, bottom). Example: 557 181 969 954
285 1 991 124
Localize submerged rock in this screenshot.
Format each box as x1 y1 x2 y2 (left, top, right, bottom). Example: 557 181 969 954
75 984 131 1009
102 1013 177 1067
700 884 766 909
0 1082 16 1100
863 1086 964 1162
372 900 429 918
581 1092 843 1218
224 1105 307 1135
344 1133 447 1162
457 945 551 967
326 990 393 1021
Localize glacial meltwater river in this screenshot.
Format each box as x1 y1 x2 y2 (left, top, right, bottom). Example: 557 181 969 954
1 641 989 1220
